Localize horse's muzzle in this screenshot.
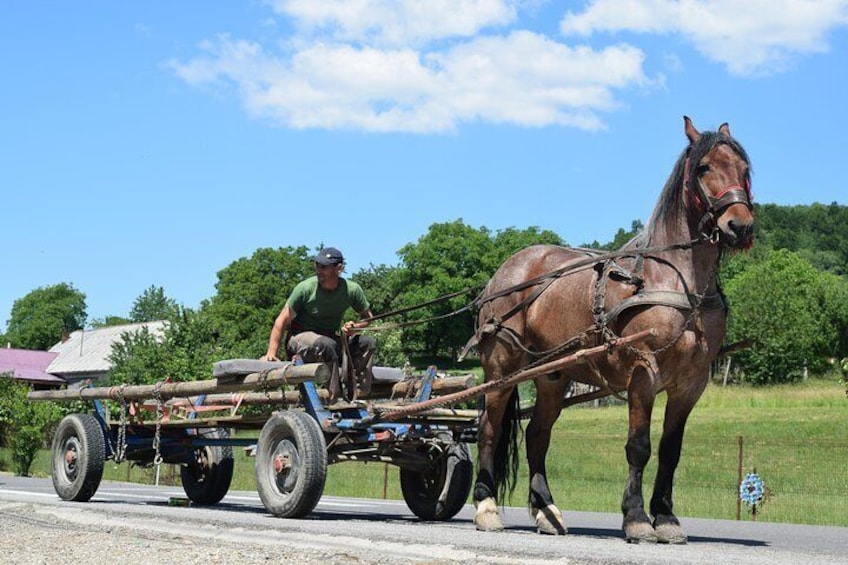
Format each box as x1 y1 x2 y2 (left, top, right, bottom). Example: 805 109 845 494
721 219 754 249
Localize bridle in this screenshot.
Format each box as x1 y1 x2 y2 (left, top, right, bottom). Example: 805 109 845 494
684 141 753 242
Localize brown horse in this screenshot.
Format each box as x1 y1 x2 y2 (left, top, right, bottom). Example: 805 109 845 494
469 116 753 543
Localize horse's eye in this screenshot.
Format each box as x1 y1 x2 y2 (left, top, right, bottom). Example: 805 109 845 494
696 163 711 175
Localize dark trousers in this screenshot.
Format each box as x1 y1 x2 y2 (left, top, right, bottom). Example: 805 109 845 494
287 332 376 401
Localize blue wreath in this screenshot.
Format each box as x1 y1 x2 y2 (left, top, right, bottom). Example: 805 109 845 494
739 473 765 507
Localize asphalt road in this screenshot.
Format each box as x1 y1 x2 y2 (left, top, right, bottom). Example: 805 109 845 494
1 474 845 564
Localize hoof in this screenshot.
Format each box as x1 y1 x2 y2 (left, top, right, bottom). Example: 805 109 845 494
530 504 567 535
654 518 687 544
473 497 504 532
623 520 658 544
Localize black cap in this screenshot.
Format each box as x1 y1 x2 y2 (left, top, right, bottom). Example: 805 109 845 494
313 247 344 265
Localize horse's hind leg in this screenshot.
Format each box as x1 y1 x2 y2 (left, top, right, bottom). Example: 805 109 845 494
526 374 569 535
649 385 705 544
621 364 659 543
473 386 513 532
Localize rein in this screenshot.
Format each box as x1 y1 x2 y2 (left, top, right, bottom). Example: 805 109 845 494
358 235 709 334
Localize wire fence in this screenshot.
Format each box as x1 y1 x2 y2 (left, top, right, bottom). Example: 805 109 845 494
541 433 848 527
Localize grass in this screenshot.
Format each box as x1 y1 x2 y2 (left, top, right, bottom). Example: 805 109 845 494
4 378 846 526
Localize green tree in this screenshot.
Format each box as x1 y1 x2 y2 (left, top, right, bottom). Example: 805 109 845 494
487 226 565 272
583 220 644 250
202 246 314 358
90 315 133 328
351 263 404 317
4 283 87 350
395 220 493 359
108 307 220 386
130 285 180 322
0 375 61 475
754 202 848 275
725 249 840 384
350 264 407 367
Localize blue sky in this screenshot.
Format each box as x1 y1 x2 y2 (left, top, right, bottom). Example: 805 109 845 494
2 1 847 332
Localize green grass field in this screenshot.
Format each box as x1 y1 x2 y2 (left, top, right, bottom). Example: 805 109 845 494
4 378 846 527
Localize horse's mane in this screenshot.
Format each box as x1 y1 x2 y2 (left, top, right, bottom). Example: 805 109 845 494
647 130 751 231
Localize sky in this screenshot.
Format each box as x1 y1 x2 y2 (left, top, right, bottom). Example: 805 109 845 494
2 1 847 333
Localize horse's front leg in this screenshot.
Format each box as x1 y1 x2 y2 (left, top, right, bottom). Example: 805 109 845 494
622 365 658 543
649 386 704 544
473 388 511 532
526 376 568 535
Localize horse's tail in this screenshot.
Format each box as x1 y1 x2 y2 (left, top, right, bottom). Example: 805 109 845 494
493 386 521 503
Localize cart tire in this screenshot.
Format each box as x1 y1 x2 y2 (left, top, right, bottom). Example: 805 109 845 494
180 428 234 505
51 413 105 502
400 443 473 521
255 411 327 518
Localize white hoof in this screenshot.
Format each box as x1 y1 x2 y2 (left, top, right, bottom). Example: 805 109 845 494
473 497 504 532
624 521 658 544
655 521 687 544
530 504 567 535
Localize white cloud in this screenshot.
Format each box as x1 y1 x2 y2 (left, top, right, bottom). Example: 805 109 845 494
169 17 650 133
560 0 848 76
268 0 518 46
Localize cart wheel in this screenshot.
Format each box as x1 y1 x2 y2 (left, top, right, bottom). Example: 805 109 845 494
400 443 473 521
51 414 105 502
255 410 327 518
180 427 234 505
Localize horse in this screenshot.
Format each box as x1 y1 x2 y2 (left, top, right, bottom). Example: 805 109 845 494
468 116 754 543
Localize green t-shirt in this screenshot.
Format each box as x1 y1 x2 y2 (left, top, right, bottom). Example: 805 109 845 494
286 276 370 334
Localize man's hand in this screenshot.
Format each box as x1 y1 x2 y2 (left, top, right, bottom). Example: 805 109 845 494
262 353 280 362
342 321 358 335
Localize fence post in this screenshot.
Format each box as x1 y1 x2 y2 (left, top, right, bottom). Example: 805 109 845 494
736 435 743 521
383 463 389 499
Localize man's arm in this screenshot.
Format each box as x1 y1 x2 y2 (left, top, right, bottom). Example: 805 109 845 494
343 308 374 334
264 304 295 361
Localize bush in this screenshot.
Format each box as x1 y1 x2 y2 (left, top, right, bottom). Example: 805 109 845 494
725 250 844 385
0 376 61 476
373 328 408 368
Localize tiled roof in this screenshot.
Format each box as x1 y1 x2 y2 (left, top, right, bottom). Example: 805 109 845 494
47 321 167 375
0 348 63 383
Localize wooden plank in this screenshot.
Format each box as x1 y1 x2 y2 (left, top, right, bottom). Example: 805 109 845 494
26 362 329 402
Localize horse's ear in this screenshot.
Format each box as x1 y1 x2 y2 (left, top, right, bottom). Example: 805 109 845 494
684 115 701 144
718 122 731 137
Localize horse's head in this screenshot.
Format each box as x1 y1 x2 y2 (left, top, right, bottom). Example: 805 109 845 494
683 116 754 249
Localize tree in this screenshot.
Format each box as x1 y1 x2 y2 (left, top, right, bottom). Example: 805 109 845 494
725 249 842 385
202 246 314 358
4 283 87 350
0 375 61 475
90 315 133 328
584 220 644 250
394 220 493 359
350 264 408 367
487 226 565 273
108 307 220 386
130 285 180 322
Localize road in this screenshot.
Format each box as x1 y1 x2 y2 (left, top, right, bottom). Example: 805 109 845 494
0 474 845 564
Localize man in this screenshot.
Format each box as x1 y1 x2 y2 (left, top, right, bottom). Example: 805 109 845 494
263 247 376 402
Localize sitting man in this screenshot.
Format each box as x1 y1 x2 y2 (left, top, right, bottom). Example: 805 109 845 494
263 247 376 402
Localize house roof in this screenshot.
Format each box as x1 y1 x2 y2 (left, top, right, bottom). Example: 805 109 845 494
0 348 63 384
47 321 168 375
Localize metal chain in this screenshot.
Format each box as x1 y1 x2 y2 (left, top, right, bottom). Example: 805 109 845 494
114 385 128 463
152 381 164 467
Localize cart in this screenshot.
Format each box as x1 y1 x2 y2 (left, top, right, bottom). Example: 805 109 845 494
27 329 653 521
